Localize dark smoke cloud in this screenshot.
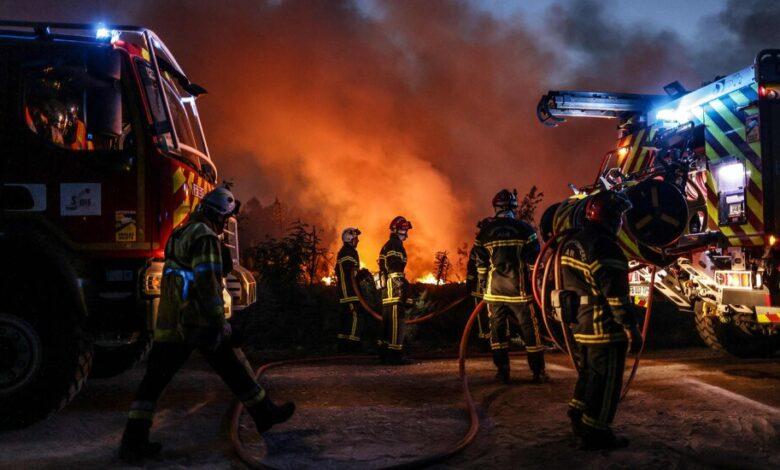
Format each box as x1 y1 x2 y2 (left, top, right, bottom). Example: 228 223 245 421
1 0 771 275
695 0 780 79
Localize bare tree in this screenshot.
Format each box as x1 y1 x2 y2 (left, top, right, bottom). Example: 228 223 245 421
518 185 544 224
434 251 450 285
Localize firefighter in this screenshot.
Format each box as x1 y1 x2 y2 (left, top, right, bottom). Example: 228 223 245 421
467 218 492 344
378 216 413 365
335 227 366 353
119 186 295 463
560 190 642 450
474 189 546 384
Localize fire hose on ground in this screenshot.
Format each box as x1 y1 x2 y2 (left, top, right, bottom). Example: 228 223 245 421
230 300 487 469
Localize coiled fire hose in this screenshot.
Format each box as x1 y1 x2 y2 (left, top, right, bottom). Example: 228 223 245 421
531 231 656 397
351 275 467 325
229 301 487 469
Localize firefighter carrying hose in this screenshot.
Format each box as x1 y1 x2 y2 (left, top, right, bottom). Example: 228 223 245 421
335 227 366 353
119 187 295 463
560 190 642 450
474 189 547 384
378 216 414 365
467 218 493 344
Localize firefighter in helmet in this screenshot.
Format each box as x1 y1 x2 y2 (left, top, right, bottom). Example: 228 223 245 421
473 189 546 383
378 216 413 365
119 186 295 463
335 227 366 352
560 190 642 450
467 218 493 344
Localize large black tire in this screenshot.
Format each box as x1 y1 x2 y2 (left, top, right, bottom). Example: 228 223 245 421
694 302 778 358
90 332 152 378
0 227 93 430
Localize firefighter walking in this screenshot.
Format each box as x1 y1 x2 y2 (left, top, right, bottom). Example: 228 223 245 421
119 187 295 463
378 216 414 365
560 190 642 450
474 189 547 383
335 227 367 353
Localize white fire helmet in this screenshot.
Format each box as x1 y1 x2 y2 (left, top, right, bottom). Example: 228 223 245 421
342 227 361 245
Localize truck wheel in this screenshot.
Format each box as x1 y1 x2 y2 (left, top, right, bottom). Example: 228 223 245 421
0 310 93 429
90 332 152 378
694 302 777 358
0 227 93 430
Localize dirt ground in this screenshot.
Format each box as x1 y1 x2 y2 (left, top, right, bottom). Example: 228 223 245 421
1 347 779 469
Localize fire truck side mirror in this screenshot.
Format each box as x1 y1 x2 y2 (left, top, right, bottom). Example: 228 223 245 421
2 185 35 211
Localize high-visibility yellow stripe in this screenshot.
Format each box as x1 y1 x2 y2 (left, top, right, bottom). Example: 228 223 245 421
484 239 526 248
483 293 532 303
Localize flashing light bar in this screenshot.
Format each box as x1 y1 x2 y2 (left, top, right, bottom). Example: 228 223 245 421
95 25 119 43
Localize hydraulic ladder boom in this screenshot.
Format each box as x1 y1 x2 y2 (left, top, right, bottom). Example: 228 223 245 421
537 90 669 127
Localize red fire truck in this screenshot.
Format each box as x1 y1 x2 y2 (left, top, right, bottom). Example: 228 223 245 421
537 51 780 358
0 22 255 429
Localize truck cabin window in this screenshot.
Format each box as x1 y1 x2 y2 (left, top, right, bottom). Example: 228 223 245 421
22 54 134 153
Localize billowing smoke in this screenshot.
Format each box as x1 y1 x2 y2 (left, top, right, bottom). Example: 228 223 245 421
1 0 770 275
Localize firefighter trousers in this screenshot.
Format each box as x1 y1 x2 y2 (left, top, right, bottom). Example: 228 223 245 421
380 303 406 352
126 340 265 426
337 302 365 344
488 302 545 374
569 342 628 431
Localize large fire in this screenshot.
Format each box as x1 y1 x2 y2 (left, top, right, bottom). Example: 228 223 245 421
416 272 443 285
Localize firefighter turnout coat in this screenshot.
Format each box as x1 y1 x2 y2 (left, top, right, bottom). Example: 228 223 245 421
155 213 227 344
560 224 636 344
336 243 360 304
379 233 408 305
473 217 540 304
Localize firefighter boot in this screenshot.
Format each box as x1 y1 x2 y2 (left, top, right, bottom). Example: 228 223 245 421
119 419 162 464
579 427 629 451
247 396 296 434
567 407 584 437
492 350 510 384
